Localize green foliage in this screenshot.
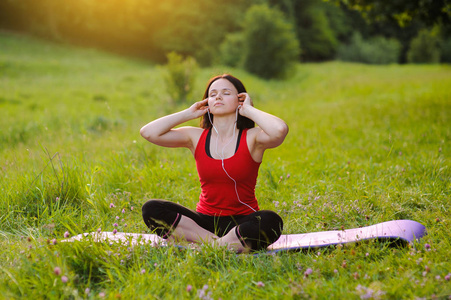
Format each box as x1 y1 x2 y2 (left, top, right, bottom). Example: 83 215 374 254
441 37 451 63
150 1 252 66
267 0 348 61
322 2 353 43
331 0 451 26
0 0 440 67
1 32 451 299
407 29 442 64
219 32 245 68
0 0 254 64
337 32 401 64
241 4 300 79
294 4 339 61
163 52 198 104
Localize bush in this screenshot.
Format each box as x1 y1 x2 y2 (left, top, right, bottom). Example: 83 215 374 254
407 29 441 64
337 32 401 64
241 4 301 79
163 52 198 104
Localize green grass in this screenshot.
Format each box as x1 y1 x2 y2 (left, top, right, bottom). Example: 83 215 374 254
1 31 450 299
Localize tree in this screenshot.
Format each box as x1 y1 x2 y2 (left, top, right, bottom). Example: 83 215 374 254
294 3 339 61
267 0 347 61
241 4 301 79
330 0 451 26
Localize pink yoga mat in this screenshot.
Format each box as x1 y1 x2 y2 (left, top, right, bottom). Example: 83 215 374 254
64 220 426 252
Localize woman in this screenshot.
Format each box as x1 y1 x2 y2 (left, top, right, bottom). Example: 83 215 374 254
140 74 288 252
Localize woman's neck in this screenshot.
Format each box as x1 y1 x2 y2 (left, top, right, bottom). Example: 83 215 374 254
211 115 238 142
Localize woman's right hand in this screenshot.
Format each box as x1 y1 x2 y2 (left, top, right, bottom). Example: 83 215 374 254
187 98 209 119
140 98 208 150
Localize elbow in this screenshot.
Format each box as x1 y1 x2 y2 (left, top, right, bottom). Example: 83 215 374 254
277 122 289 141
268 122 288 148
140 125 153 141
282 122 289 137
139 126 147 139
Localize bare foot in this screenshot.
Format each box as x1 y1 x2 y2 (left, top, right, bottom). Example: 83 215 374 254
212 227 250 253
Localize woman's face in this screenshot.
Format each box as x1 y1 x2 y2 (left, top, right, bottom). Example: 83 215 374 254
207 78 239 114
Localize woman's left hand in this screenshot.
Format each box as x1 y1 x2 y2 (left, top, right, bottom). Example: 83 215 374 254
237 93 253 116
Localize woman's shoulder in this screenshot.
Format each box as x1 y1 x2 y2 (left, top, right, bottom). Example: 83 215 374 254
178 126 207 153
243 127 264 162
244 127 259 138
176 126 204 140
178 126 205 133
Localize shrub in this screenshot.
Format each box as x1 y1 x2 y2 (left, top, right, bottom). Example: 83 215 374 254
407 29 441 64
369 36 402 64
337 32 401 64
241 4 301 79
163 52 198 104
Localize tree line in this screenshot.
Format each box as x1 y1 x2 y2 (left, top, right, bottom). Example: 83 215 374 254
0 0 449 79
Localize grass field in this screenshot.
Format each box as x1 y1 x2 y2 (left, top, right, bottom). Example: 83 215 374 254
1 31 450 299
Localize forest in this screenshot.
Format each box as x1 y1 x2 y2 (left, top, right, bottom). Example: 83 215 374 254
1 0 450 79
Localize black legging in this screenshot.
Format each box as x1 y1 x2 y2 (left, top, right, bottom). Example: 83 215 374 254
142 199 283 251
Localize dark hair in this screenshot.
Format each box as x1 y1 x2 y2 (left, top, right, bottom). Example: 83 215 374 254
200 74 255 129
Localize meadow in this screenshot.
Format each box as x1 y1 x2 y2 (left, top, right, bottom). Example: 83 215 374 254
0 31 450 299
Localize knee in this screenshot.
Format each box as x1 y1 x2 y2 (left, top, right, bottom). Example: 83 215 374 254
142 199 174 227
238 210 283 251
259 210 283 235
141 199 162 220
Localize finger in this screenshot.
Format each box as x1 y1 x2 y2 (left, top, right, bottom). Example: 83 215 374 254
197 99 208 108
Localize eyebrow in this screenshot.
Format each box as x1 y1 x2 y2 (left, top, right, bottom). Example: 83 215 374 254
209 88 233 92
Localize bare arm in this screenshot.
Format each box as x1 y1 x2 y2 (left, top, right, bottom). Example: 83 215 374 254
238 93 288 150
140 99 208 151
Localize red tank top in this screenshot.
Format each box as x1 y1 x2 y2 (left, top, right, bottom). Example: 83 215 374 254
194 128 261 216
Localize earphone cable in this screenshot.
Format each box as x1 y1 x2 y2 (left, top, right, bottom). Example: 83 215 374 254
207 107 257 213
